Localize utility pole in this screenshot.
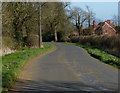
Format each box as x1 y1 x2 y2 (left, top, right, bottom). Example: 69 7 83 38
38 3 43 48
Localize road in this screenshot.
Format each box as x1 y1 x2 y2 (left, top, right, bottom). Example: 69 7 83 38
9 43 118 92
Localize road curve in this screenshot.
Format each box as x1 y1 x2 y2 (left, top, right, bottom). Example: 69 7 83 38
9 43 118 92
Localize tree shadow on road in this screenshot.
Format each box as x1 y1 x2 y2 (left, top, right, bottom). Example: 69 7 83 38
9 79 118 93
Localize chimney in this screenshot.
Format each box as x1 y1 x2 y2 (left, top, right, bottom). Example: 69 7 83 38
93 20 96 28
105 20 110 24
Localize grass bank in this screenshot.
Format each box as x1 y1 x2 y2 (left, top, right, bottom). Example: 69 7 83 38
2 44 55 91
61 42 120 69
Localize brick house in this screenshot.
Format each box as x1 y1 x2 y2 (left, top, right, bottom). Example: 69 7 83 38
93 20 116 35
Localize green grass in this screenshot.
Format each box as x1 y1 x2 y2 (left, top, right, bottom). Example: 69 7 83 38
60 42 120 69
2 44 55 91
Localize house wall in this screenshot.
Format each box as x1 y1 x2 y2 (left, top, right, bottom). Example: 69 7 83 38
95 28 103 35
93 20 116 35
102 25 116 35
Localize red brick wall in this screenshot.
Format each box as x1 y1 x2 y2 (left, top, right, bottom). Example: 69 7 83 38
102 25 116 35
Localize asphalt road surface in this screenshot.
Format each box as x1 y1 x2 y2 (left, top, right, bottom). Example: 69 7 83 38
9 43 118 93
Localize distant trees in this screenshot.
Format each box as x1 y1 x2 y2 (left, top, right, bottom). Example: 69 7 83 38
68 5 95 36
40 2 71 42
112 15 118 26
2 2 98 50
86 6 95 28
70 7 88 36
111 15 120 34
41 2 69 42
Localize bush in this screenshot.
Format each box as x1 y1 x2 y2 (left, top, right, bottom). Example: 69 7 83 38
23 35 39 48
70 34 120 57
57 30 65 42
2 37 18 50
42 30 54 42
70 36 79 43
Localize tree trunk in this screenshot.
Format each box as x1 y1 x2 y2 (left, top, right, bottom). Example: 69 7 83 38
80 25 83 35
38 3 43 48
76 25 80 36
78 29 80 36
54 25 58 42
88 16 91 28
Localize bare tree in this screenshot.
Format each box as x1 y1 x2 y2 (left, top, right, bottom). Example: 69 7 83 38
112 15 118 26
42 2 69 42
86 5 95 28
70 7 88 36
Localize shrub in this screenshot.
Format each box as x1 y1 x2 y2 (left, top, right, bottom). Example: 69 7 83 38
70 34 120 57
57 30 69 42
2 37 18 50
70 36 79 43
23 35 39 48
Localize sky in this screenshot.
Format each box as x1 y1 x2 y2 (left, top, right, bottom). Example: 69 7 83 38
71 2 118 21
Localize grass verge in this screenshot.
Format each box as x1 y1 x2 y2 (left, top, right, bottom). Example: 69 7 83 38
60 42 120 69
2 44 55 92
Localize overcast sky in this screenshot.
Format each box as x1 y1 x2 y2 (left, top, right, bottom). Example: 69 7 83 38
71 2 118 21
